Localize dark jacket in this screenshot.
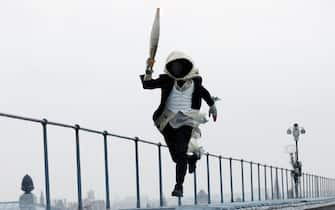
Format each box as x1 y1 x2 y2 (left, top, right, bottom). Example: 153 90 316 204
140 74 215 122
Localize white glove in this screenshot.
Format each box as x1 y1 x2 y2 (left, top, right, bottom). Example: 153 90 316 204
209 104 217 122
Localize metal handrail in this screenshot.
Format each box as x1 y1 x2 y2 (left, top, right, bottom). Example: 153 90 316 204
0 112 334 210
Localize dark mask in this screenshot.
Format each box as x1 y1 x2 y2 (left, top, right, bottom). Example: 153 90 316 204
166 59 193 79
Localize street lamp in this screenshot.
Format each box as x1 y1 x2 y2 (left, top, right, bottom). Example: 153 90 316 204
287 123 306 198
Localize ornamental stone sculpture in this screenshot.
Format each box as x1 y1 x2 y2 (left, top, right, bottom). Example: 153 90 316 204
19 174 36 210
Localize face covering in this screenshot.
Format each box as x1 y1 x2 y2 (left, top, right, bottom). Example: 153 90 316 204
166 59 193 79
169 61 184 78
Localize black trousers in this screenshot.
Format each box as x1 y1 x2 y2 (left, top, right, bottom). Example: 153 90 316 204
162 124 193 186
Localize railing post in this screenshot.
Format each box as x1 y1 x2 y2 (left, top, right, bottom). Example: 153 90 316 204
321 176 323 197
317 176 320 197
219 156 224 203
312 174 314 198
327 178 332 196
317 176 321 197
325 177 327 197
103 131 111 210
250 161 254 201
229 158 234 202
322 177 326 197
323 177 328 197
206 153 211 204
328 178 330 197
241 159 245 202
324 177 328 197
281 168 284 199
194 169 198 205
286 169 289 199
157 143 163 207
270 165 273 200
41 119 51 210
74 124 83 210
308 174 311 198
134 137 141 208
257 163 261 201
326 177 328 197
264 165 268 200
302 173 305 198
324 177 325 197
325 177 329 197
309 174 312 198
315 176 318 198
327 178 331 197
305 174 311 198
275 167 279 199
315 175 317 198
315 175 319 198
299 175 302 198
291 170 295 198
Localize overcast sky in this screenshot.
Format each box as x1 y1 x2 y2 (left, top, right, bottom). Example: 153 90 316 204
0 0 334 205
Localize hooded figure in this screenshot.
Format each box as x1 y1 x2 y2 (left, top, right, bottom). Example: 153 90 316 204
140 51 218 197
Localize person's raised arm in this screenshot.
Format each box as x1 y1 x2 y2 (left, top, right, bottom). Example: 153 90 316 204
139 58 163 89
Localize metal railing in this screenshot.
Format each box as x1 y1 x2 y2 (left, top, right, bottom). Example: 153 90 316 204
0 112 335 210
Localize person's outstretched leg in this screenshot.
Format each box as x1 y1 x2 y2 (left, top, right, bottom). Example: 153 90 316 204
162 124 177 163
172 125 193 197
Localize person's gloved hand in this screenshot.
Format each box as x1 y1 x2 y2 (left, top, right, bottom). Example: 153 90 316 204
146 57 155 71
209 104 217 122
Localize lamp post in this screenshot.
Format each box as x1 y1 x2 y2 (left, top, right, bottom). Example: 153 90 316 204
287 123 306 198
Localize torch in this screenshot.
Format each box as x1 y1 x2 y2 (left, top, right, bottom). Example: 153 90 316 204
147 8 160 71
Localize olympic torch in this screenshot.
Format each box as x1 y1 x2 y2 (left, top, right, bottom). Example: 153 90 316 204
147 8 160 71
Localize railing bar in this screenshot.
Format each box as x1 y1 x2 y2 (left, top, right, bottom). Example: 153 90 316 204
250 161 254 201
74 125 83 210
103 131 111 210
281 168 284 199
241 159 245 202
79 127 104 135
193 169 198 205
47 121 76 129
0 112 43 123
0 113 307 173
158 143 163 207
219 156 224 203
42 120 51 210
285 169 289 199
206 153 211 204
134 137 141 208
270 166 273 200
229 158 234 202
257 163 261 201
264 165 268 200
137 139 159 146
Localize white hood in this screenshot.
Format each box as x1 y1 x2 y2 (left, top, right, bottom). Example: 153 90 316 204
164 50 200 80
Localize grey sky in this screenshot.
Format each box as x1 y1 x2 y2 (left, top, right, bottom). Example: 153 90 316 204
0 0 334 204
